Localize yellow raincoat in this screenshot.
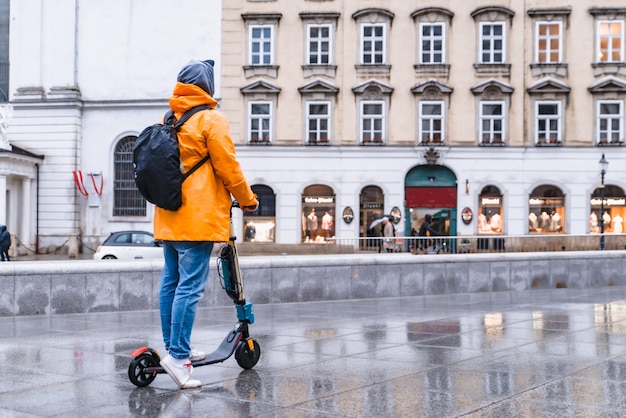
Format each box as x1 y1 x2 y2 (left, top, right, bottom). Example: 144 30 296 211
153 82 257 242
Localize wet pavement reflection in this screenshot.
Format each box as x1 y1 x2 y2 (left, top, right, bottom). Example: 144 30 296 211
3 287 626 416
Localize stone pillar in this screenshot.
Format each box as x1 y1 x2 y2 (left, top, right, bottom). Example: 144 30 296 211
68 233 79 258
21 178 32 250
8 233 16 258
0 174 6 225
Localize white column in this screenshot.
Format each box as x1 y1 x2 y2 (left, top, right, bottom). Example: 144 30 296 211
21 178 31 248
0 174 6 225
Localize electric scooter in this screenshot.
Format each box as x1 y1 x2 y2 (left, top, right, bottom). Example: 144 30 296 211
128 201 261 387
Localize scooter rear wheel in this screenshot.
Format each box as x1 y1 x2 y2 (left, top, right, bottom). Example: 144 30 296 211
235 339 261 369
128 353 159 387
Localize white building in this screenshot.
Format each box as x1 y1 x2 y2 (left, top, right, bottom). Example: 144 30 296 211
1 0 223 255
1 0 625 255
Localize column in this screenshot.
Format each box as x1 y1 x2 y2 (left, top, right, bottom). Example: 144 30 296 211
0 174 6 225
21 178 31 249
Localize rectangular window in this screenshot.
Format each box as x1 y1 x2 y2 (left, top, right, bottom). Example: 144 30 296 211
480 101 505 144
597 21 624 63
598 100 624 144
536 22 561 63
306 101 331 144
250 25 273 65
420 23 444 64
535 101 561 144
249 101 272 143
307 24 331 65
361 23 385 65
360 101 384 144
419 101 444 144
479 22 505 64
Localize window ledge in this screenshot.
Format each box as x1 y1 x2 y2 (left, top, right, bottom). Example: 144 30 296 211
597 140 624 147
243 65 279 79
302 65 337 78
530 63 568 77
355 64 391 75
414 64 450 77
473 63 511 77
591 62 626 77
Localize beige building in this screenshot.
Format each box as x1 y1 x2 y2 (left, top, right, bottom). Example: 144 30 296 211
223 0 626 248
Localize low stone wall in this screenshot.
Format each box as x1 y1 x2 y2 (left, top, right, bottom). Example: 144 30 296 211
1 251 625 317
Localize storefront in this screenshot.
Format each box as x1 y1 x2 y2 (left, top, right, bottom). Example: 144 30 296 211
528 185 565 234
478 186 504 234
405 164 457 237
590 185 626 234
301 185 335 243
243 184 276 243
360 185 384 249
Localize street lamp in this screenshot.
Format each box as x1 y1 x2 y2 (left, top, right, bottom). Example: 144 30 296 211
599 153 609 251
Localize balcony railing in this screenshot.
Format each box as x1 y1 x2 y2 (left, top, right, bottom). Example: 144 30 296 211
325 234 626 254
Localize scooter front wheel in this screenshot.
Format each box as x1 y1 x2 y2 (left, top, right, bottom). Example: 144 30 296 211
235 339 261 369
128 353 159 387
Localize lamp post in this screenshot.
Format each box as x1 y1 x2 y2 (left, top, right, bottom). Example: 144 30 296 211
599 153 609 251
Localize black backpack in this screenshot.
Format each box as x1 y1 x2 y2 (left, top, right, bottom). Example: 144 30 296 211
133 105 210 211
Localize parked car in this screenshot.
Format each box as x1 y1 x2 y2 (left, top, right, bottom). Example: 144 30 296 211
94 231 163 260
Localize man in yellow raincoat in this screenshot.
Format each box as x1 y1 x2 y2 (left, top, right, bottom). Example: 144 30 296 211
155 59 258 389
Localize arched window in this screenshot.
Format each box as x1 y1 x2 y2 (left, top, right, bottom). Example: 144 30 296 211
242 184 276 243
590 185 625 234
478 185 503 234
302 184 335 243
113 136 146 217
360 185 384 250
528 185 564 233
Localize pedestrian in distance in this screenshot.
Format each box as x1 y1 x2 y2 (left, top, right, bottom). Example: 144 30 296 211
381 217 395 253
0 225 10 261
417 214 438 254
154 59 258 389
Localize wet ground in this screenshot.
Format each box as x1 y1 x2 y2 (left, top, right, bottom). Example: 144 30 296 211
3 287 626 417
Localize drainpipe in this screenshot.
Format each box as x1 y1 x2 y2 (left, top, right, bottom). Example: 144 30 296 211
35 163 39 254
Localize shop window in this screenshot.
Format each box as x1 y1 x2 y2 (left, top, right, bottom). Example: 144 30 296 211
478 186 503 234
360 185 384 250
243 184 276 243
590 185 625 234
302 184 335 243
528 185 565 234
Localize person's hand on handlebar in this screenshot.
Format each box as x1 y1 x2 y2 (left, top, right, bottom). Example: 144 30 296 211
242 199 259 213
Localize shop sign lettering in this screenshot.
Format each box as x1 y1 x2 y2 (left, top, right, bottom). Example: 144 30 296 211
303 196 335 204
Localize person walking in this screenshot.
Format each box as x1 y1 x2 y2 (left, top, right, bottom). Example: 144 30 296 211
417 214 438 253
381 217 395 253
154 59 258 389
0 225 10 261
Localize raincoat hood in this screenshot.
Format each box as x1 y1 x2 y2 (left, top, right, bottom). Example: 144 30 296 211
176 59 215 96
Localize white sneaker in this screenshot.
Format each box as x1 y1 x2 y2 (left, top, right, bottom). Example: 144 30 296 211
166 348 206 362
190 348 206 362
160 354 202 389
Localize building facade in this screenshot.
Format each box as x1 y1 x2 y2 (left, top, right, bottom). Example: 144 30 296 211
224 0 626 248
0 0 625 254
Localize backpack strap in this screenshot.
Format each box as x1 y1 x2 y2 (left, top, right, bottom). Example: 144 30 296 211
173 104 210 130
170 104 212 181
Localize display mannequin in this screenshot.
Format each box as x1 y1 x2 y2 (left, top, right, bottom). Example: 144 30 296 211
590 212 598 233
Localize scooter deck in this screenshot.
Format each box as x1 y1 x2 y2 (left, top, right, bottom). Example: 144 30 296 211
144 330 243 374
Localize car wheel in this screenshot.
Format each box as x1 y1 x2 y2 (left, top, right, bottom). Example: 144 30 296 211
102 255 117 260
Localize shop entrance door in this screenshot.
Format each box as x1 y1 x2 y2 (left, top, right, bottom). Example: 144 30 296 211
405 165 457 250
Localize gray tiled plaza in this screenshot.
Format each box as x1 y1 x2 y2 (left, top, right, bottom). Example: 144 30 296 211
4 286 626 417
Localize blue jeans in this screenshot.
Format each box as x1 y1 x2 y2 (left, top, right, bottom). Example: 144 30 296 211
159 240 213 360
